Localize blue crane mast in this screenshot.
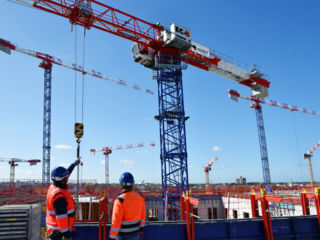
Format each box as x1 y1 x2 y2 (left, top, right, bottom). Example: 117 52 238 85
154 48 189 219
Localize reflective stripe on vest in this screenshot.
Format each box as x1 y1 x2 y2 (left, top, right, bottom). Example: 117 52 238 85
47 224 59 230
119 220 141 233
47 224 71 233
110 226 120 232
56 214 68 219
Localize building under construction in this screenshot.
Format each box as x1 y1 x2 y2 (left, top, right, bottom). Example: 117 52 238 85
1 182 320 239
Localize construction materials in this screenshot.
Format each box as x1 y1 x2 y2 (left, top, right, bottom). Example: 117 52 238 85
0 203 41 240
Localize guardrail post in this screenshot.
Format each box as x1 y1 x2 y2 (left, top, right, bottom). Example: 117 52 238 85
301 189 310 215
180 195 185 220
314 187 320 229
184 195 192 240
99 196 108 240
182 191 199 240
250 190 259 217
260 188 273 240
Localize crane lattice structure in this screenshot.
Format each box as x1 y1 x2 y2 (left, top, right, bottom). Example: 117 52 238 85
304 141 320 185
90 142 156 186
0 158 40 186
228 89 320 185
204 156 218 186
10 0 270 218
0 38 153 186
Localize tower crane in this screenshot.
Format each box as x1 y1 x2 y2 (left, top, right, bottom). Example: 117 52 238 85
228 89 320 185
304 141 320 185
0 38 153 186
0 158 40 185
204 156 218 186
90 142 156 186
10 0 270 218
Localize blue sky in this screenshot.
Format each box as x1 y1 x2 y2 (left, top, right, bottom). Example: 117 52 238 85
0 0 320 184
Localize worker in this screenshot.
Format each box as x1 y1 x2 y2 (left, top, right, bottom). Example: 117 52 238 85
109 172 146 240
46 160 81 240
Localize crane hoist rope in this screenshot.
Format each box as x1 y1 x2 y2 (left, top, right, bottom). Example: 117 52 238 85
73 25 86 215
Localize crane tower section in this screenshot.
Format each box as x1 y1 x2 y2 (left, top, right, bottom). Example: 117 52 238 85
304 141 320 185
252 103 271 184
39 61 52 186
154 48 189 219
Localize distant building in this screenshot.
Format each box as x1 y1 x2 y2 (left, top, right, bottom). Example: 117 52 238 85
236 176 246 184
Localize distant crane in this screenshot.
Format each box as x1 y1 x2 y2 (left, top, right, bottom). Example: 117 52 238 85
228 89 320 185
0 158 41 185
204 156 218 186
304 141 320 185
0 38 153 186
90 142 156 185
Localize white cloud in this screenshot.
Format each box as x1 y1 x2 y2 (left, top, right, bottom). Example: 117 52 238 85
119 159 133 166
212 146 222 152
55 145 72 150
26 170 34 176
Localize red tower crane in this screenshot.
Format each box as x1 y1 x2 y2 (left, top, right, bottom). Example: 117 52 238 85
304 141 320 185
9 0 270 218
204 156 218 186
228 89 320 184
0 37 153 187
90 142 156 185
0 158 41 185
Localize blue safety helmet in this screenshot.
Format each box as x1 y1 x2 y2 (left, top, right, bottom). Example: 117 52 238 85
51 166 70 182
119 172 134 188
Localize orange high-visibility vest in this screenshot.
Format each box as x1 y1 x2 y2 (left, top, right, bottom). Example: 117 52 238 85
46 184 76 235
109 190 146 239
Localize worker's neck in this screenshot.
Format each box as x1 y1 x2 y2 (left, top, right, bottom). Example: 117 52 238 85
54 182 68 189
121 187 133 193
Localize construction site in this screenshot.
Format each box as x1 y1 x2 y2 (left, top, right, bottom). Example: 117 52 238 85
1 0 320 239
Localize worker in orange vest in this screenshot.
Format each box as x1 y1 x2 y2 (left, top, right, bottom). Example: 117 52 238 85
109 172 146 240
46 160 80 240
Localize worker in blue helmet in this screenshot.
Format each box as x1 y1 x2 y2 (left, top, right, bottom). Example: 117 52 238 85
109 172 146 240
46 160 81 240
